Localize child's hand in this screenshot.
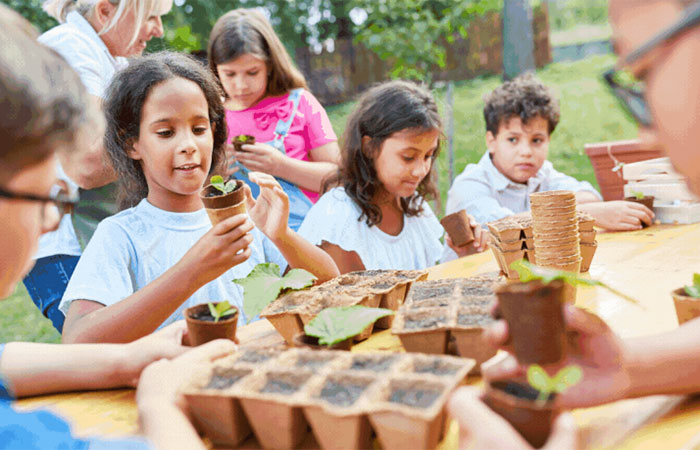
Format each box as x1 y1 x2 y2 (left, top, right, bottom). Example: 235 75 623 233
578 201 654 231
224 142 240 177
446 216 489 257
182 213 254 285
235 142 287 177
246 171 290 241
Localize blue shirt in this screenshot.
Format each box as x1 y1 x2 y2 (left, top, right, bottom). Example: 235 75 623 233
0 344 150 449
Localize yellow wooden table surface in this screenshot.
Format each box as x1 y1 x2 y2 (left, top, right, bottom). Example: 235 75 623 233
14 223 700 449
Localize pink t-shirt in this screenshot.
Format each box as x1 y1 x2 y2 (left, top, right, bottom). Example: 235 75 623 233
225 89 337 203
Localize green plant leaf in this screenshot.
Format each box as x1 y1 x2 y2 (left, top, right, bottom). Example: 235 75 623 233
630 190 645 200
207 302 219 321
210 175 226 193
304 306 394 346
551 365 583 393
234 263 316 322
693 273 700 288
510 260 639 305
684 285 700 298
223 180 237 194
526 364 552 393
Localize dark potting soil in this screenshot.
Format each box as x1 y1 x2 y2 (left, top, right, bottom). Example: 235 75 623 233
457 313 495 327
459 297 494 309
260 378 302 395
189 309 217 322
319 381 367 407
390 388 440 409
413 359 461 376
372 281 394 290
204 184 242 198
404 316 446 330
350 355 398 372
238 349 274 363
295 354 335 369
355 270 388 277
460 285 494 297
205 368 250 390
494 382 556 403
411 285 453 300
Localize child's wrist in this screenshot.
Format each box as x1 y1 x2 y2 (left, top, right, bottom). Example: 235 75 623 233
269 226 294 247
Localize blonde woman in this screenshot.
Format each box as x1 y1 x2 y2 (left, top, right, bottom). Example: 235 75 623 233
23 0 172 333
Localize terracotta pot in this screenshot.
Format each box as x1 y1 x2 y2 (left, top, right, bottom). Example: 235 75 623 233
672 287 700 325
292 331 353 351
495 280 566 364
440 210 475 247
585 140 664 201
263 311 305 346
199 180 246 225
482 381 558 448
185 303 238 346
232 134 255 152
625 196 655 228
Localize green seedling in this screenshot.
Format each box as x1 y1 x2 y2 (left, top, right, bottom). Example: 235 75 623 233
207 301 237 323
234 135 254 143
630 190 645 200
234 263 316 322
210 175 239 194
527 364 583 405
684 273 700 298
304 305 394 347
510 259 639 305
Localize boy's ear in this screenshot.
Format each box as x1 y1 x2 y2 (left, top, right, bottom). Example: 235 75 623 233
486 131 497 154
127 139 142 161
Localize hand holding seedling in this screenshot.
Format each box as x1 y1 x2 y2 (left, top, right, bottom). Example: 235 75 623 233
483 304 630 409
527 365 582 404
630 190 646 200
234 141 288 176
246 171 290 241
446 214 489 257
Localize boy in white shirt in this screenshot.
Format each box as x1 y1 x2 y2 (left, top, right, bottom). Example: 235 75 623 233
443 74 653 261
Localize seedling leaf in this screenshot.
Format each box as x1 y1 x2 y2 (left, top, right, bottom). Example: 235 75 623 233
630 190 645 200
304 305 394 346
693 273 700 287
551 366 583 393
527 364 583 405
235 263 316 322
210 175 238 194
685 285 700 298
207 300 237 323
510 260 639 305
526 364 550 393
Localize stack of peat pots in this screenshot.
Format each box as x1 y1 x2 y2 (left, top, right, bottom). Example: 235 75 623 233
182 347 475 450
530 190 581 273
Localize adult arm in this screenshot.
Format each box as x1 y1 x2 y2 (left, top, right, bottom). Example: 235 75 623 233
62 214 255 343
0 322 189 397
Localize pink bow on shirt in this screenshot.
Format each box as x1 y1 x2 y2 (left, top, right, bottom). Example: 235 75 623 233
252 101 293 131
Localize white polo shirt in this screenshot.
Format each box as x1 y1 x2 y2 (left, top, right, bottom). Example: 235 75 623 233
35 12 127 258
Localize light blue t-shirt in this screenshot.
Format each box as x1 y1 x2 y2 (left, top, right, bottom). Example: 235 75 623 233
442 151 602 261
60 199 287 326
298 187 443 270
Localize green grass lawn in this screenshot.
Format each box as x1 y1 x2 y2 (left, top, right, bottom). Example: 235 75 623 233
1 54 637 344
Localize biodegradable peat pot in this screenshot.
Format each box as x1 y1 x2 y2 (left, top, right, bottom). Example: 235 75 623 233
232 134 255 152
264 312 305 346
200 179 246 226
482 381 558 448
495 280 566 364
451 328 497 374
292 332 353 351
375 284 408 329
672 287 700 325
440 210 475 247
185 303 238 346
394 308 450 354
625 195 655 228
184 367 253 448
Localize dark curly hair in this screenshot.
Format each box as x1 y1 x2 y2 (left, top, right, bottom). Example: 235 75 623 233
325 80 441 227
103 52 227 210
483 73 560 136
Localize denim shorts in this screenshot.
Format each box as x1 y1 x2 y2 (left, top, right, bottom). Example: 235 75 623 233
22 254 80 333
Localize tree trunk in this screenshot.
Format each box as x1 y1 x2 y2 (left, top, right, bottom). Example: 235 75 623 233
502 0 536 80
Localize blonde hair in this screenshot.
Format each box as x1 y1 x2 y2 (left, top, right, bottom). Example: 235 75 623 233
43 0 160 48
208 8 307 98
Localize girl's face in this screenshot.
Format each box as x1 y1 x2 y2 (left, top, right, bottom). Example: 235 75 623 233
99 0 172 57
216 53 269 110
0 155 59 298
129 77 214 212
372 128 439 200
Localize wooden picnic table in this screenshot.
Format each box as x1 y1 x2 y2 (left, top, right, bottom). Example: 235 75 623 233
13 223 700 449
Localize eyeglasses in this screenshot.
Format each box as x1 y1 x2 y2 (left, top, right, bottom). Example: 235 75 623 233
0 184 79 230
603 1 700 126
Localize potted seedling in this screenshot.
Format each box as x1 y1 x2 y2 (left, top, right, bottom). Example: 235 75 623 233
440 209 475 247
295 305 394 350
625 190 654 227
483 365 583 448
185 301 239 346
200 175 247 225
672 273 700 325
232 134 255 152
496 260 637 364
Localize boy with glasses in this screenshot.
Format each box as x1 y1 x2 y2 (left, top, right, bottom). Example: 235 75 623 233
449 1 700 448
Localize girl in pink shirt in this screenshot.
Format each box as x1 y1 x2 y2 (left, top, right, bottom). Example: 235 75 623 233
208 8 340 229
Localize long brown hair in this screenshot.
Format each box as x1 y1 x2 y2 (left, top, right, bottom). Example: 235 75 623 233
208 8 307 98
326 80 442 227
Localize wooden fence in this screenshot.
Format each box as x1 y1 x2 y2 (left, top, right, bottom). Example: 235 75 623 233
296 6 551 105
